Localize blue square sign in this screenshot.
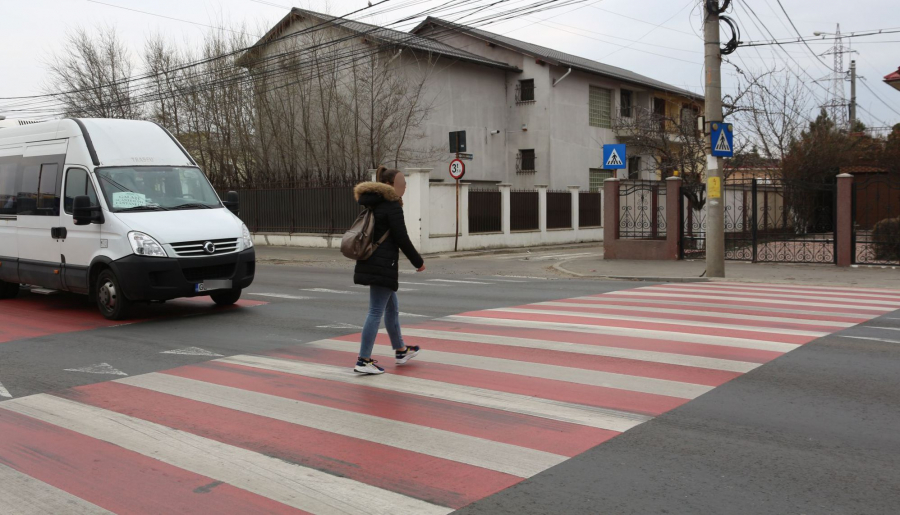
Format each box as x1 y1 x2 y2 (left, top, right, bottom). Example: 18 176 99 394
711 123 734 157
602 144 626 169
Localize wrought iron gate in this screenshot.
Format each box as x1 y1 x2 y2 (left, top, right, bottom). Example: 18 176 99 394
852 174 900 265
681 178 837 264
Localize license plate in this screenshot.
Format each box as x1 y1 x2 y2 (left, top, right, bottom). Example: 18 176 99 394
195 280 232 292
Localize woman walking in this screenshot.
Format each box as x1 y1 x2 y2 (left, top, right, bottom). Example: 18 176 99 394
353 166 425 375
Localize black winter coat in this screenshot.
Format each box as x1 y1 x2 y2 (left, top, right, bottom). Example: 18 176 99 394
352 182 424 291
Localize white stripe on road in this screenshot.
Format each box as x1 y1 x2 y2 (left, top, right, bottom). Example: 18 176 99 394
220 355 649 432
535 301 854 328
310 340 713 399
490 308 828 338
0 394 450 515
397 328 759 373
642 286 900 307
571 296 876 320
248 293 314 300
302 288 357 294
687 283 900 301
604 291 892 313
428 279 493 285
444 315 799 353
0 381 10 398
710 282 900 298
0 463 113 515
468 278 527 283
865 326 900 332
117 373 562 478
399 281 445 286
839 336 900 344
493 275 547 280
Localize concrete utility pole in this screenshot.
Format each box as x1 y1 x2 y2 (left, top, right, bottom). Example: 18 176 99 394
704 0 725 278
849 59 857 128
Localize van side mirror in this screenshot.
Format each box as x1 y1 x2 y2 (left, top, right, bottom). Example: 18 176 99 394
73 195 104 225
224 191 240 215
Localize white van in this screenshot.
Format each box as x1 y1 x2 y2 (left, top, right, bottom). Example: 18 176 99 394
0 118 255 320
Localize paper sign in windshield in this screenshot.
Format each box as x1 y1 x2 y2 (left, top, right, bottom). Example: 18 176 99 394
113 192 147 209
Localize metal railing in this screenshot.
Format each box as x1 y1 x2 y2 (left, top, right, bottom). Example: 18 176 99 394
468 189 502 234
579 191 602 227
618 180 666 239
226 186 360 234
546 190 572 229
510 190 539 231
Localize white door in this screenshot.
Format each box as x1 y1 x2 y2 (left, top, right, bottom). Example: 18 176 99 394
60 167 102 293
16 161 63 289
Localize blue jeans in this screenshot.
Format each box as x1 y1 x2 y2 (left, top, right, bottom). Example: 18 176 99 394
359 285 406 359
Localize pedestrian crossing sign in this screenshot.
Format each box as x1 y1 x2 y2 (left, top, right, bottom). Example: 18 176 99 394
602 144 626 169
710 123 734 157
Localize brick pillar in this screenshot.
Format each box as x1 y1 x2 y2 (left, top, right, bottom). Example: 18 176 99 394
603 178 620 259
499 184 511 236
536 185 548 236
665 176 683 260
836 173 854 267
568 186 580 234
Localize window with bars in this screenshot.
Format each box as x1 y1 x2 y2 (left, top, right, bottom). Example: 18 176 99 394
516 79 535 103
517 149 536 174
620 89 633 117
589 86 612 128
627 157 642 180
589 168 613 192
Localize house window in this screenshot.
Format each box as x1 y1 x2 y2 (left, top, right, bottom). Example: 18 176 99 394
681 103 700 133
620 89 633 117
589 168 613 192
653 97 667 131
589 86 612 128
517 79 535 103
517 149 536 173
627 156 641 180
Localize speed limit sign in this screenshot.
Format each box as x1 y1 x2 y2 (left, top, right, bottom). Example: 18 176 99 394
449 159 465 180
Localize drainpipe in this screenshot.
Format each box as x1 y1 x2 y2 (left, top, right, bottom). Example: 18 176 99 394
553 67 572 87
386 48 403 65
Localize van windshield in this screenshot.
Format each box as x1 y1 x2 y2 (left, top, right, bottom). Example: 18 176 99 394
95 166 222 212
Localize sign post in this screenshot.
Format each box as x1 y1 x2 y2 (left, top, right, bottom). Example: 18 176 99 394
449 158 466 251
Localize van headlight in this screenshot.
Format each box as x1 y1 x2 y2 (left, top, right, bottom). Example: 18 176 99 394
128 231 167 257
241 223 254 249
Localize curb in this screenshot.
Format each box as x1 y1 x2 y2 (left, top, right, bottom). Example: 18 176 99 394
422 242 602 260
551 261 710 282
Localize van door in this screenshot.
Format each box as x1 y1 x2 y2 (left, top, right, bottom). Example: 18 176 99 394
16 161 63 289
60 167 102 293
0 158 19 283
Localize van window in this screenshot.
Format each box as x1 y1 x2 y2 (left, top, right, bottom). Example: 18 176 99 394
38 163 60 216
95 166 222 212
17 164 40 215
63 168 100 214
0 162 19 215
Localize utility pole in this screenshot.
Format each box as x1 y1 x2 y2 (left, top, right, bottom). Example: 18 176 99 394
849 59 857 129
704 0 725 278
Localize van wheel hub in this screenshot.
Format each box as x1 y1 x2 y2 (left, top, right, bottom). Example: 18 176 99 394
99 281 117 310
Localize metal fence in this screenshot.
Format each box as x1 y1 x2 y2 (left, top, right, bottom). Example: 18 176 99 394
618 180 666 239
468 189 502 234
579 191 602 227
546 190 572 229
510 190 540 231
227 186 360 234
853 173 900 265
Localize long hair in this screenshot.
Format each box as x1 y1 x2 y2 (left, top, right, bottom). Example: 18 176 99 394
375 165 401 185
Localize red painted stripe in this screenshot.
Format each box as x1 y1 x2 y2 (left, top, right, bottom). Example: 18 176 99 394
460 310 816 344
552 298 871 323
0 407 302 514
333 333 740 386
409 320 782 363
646 285 900 308
699 282 900 299
589 293 886 315
514 303 845 332
59 382 516 509
247 346 688 417
164 360 623 454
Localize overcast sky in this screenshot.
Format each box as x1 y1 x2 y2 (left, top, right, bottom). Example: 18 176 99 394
2 0 899 127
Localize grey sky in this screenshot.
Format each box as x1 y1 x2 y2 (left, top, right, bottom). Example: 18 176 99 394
2 0 898 127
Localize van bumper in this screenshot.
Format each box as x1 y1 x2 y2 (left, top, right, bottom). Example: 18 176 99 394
110 248 256 301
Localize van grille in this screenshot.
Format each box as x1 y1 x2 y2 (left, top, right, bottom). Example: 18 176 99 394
171 238 238 257
182 263 235 282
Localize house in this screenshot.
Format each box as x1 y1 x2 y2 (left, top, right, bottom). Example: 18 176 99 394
885 66 900 92
243 9 704 190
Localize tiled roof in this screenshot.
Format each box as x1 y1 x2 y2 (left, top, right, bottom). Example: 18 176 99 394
239 9 520 72
413 17 703 101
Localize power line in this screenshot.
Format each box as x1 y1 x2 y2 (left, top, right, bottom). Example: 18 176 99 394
858 78 900 119
771 0 831 72
86 0 262 38
740 28 900 47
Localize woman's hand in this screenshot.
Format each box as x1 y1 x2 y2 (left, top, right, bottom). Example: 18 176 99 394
417 265 426 272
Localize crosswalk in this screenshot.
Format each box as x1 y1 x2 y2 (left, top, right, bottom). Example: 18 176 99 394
2 282 899 513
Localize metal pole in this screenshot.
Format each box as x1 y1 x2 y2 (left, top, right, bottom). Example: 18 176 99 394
849 60 857 129
454 179 460 252
704 0 725 277
751 179 758 263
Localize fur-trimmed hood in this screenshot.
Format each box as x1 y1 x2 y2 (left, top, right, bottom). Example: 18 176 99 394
354 181 402 206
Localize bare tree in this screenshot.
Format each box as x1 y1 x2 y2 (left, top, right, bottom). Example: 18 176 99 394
45 27 142 119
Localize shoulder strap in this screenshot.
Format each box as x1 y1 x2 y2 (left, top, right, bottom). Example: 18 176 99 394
375 230 390 245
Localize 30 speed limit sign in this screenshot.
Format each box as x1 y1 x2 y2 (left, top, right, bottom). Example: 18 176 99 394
449 159 465 180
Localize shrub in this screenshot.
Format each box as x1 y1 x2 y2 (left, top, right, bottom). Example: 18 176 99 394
872 217 900 260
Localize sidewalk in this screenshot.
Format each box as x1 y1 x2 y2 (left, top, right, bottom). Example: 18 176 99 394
556 252 900 289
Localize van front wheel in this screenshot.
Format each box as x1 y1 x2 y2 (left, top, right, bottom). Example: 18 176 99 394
96 270 130 320
210 289 242 306
0 280 19 299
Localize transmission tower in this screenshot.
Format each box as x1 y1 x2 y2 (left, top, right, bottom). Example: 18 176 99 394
820 24 849 128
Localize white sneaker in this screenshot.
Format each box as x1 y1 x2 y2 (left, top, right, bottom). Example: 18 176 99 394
395 345 420 365
354 358 385 374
